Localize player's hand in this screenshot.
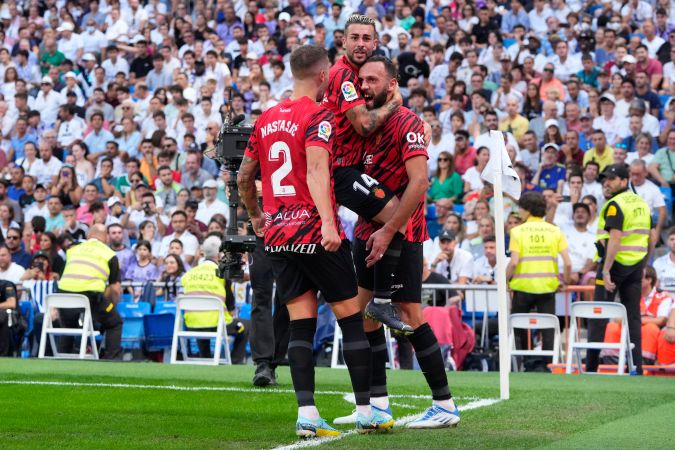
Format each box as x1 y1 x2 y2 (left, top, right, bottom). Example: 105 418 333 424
320 223 341 252
250 215 265 237
365 226 395 268
603 271 616 293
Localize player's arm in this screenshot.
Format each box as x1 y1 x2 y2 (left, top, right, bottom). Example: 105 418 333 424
365 155 428 266
559 248 572 286
237 155 263 236
306 146 341 251
345 92 402 136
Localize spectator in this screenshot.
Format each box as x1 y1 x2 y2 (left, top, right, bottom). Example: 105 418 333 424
155 166 183 209
452 130 475 175
125 240 160 300
472 235 502 285
532 144 566 190
649 130 675 197
431 230 473 286
0 204 19 238
137 220 162 261
91 158 117 198
462 146 489 194
583 130 615 172
427 197 453 240
157 253 186 302
654 227 675 290
160 211 199 266
5 227 31 269
20 250 58 282
196 180 227 225
33 143 63 188
0 243 25 282
50 165 82 208
426 118 455 175
428 152 463 204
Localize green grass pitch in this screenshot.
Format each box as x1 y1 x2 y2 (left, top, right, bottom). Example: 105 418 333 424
0 359 674 449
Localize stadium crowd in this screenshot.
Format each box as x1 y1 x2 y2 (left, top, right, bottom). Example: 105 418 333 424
0 0 674 367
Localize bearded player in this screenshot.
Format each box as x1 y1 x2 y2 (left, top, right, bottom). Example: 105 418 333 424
323 14 414 334
238 45 394 437
336 55 460 428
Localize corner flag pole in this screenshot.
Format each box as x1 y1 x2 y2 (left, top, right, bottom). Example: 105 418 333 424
490 130 511 400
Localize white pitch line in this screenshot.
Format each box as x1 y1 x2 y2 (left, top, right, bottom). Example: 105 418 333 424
0 380 477 401
271 398 502 450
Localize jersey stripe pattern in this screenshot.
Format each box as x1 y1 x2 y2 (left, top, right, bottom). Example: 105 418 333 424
244 96 343 251
322 55 366 169
354 107 429 243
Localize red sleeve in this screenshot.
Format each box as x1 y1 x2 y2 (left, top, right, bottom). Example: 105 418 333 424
398 111 429 162
330 67 365 114
244 121 259 160
305 107 335 154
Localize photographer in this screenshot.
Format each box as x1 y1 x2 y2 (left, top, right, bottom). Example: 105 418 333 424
20 251 58 282
128 192 168 236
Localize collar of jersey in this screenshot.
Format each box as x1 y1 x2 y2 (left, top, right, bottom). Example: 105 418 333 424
526 216 545 223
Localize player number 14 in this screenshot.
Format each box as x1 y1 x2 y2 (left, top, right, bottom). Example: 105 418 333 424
269 141 296 197
352 173 379 195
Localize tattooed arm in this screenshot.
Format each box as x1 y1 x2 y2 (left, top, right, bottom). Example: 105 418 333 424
237 155 263 236
345 88 402 136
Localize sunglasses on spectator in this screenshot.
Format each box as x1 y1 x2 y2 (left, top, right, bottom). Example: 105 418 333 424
438 157 449 162
544 68 554 73
6 235 19 240
431 124 441 129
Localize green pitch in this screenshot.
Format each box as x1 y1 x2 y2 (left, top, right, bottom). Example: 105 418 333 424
0 360 674 449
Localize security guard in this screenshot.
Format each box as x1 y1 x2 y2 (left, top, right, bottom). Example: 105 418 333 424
182 235 249 363
587 163 651 374
506 191 572 367
0 277 18 356
58 224 123 359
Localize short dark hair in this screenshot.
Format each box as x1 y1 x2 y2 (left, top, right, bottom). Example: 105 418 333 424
517 191 547 217
290 45 328 79
483 235 496 244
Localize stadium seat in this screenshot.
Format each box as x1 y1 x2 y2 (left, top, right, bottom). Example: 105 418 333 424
143 313 175 353
331 323 397 370
154 301 177 315
170 295 231 365
19 300 34 337
121 292 134 303
117 302 152 350
38 294 100 360
509 313 561 371
566 302 636 375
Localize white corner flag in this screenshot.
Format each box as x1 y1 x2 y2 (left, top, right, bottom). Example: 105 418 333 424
480 130 522 400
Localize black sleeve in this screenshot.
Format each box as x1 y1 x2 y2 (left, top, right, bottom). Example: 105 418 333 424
108 256 121 283
225 279 235 312
0 280 17 303
603 201 625 231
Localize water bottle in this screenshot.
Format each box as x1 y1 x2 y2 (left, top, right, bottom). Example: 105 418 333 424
20 337 30 359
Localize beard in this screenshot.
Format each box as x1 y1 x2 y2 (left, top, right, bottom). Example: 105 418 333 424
366 88 388 110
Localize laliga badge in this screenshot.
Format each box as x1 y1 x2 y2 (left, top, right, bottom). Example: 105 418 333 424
318 121 332 142
341 81 358 102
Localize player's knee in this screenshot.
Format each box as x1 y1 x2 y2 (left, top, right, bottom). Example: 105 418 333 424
397 303 425 329
330 297 362 320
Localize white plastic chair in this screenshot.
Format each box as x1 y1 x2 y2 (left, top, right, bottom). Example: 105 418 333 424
331 324 397 370
566 301 636 375
38 293 100 360
509 313 561 371
170 295 231 365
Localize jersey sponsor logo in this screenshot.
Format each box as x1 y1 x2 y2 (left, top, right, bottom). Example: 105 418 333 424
273 209 311 222
265 243 318 254
406 131 426 148
341 81 358 101
279 108 291 112
364 154 373 165
607 205 617 217
318 121 332 142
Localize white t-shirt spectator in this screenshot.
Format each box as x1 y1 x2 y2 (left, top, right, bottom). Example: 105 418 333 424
653 253 675 290
462 166 484 192
159 231 199 258
0 262 26 284
195 199 228 225
24 202 49 223
30 90 62 126
101 57 130 81
631 179 667 213
57 34 84 61
32 157 63 186
57 116 87 147
427 135 456 175
560 225 596 273
81 29 108 54
433 247 474 283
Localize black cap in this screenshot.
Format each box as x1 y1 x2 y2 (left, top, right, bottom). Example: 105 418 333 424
35 183 47 191
32 250 49 260
598 164 629 181
438 230 456 242
572 202 590 215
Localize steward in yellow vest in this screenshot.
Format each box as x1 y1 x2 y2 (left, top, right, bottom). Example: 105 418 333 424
57 224 123 360
506 191 572 364
587 164 651 374
182 235 249 363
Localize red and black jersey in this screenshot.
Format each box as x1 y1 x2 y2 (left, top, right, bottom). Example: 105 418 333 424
322 55 366 169
244 96 343 252
354 107 429 243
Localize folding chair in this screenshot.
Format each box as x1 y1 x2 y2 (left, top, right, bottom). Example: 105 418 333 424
170 295 231 365
117 302 152 350
38 294 100 360
331 324 397 369
509 313 561 371
566 301 636 375
463 289 498 348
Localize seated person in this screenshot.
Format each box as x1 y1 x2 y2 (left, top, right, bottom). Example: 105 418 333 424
603 267 673 364
656 303 675 365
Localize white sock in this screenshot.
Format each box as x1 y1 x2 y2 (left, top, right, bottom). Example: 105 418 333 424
371 396 390 410
356 404 372 416
373 297 391 304
298 405 320 420
433 398 456 411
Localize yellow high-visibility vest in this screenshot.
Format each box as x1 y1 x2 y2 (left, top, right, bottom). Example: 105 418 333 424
596 191 650 266
182 261 233 328
509 217 567 294
59 239 117 293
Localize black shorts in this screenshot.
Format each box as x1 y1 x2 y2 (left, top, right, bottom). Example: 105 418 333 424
334 166 395 219
268 240 358 305
352 238 423 303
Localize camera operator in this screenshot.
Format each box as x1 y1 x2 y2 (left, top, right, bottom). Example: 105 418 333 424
128 192 168 235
